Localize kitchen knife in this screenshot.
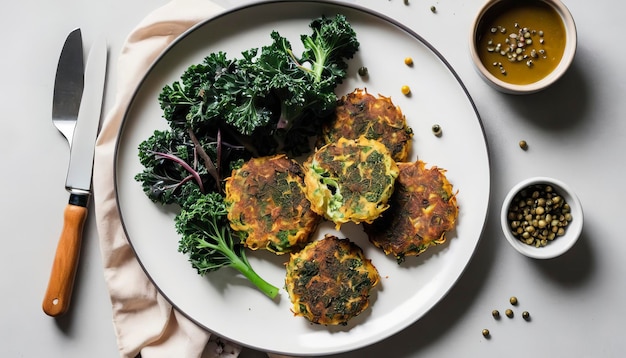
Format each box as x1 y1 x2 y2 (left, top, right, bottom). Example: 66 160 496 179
43 34 107 317
51 28 83 148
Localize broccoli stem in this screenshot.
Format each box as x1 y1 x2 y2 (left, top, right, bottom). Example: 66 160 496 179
197 217 279 299
228 252 279 299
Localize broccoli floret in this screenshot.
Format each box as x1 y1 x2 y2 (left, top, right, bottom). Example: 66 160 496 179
175 188 279 299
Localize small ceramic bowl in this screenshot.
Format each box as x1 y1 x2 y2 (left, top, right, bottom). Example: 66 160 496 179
469 0 577 94
501 177 583 259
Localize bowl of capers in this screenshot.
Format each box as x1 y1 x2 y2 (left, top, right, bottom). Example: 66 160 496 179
501 177 583 259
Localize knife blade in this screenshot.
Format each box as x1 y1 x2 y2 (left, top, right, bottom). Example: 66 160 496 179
43 34 107 317
52 28 84 148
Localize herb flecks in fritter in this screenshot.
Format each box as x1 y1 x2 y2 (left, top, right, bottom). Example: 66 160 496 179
364 160 458 263
303 136 399 228
285 235 379 325
320 88 413 162
225 154 320 254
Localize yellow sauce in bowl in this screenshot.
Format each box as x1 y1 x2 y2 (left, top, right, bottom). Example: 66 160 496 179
475 0 566 85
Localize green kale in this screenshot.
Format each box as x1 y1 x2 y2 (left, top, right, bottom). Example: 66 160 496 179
156 14 359 156
134 128 247 205
176 187 279 299
300 14 360 86
135 15 360 297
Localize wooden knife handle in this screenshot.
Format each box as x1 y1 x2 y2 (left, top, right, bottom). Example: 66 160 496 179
42 196 88 317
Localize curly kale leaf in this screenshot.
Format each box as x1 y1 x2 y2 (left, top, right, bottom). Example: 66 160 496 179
155 15 359 155
300 14 360 87
134 128 247 205
175 188 279 298
159 52 231 131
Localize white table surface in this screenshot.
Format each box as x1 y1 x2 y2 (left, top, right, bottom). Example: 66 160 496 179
2 0 624 357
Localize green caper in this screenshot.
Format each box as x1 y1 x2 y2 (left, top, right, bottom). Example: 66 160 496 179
430 5 437 13
505 309 514 318
507 183 572 247
482 329 490 337
509 296 518 305
522 311 530 320
492 309 500 319
358 66 368 76
519 140 528 150
432 124 442 137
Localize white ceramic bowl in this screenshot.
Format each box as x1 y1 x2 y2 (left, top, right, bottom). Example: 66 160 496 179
501 177 583 259
469 0 577 94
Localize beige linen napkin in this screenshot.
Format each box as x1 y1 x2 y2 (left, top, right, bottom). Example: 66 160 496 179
92 1 243 357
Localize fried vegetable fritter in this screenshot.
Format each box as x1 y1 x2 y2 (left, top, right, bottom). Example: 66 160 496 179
225 154 320 254
303 136 399 228
320 88 413 162
364 160 458 262
285 234 379 325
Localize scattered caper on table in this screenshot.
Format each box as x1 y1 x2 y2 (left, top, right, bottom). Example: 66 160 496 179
357 66 368 77
482 329 490 338
519 140 528 150
492 309 500 319
505 309 514 318
522 311 530 320
432 124 442 137
509 296 518 305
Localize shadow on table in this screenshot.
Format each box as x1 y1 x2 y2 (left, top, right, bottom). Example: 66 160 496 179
531 226 593 287
500 54 591 132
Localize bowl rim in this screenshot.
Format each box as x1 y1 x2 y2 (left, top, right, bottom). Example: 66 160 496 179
469 0 578 94
500 176 583 259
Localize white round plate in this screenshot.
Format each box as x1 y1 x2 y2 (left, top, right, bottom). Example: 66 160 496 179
115 1 490 355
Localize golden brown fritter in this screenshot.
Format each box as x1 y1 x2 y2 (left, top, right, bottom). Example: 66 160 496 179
285 234 379 326
320 88 413 162
303 136 399 228
364 160 458 262
225 154 320 254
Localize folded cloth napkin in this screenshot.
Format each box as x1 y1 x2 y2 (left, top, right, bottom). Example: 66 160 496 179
93 0 243 357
